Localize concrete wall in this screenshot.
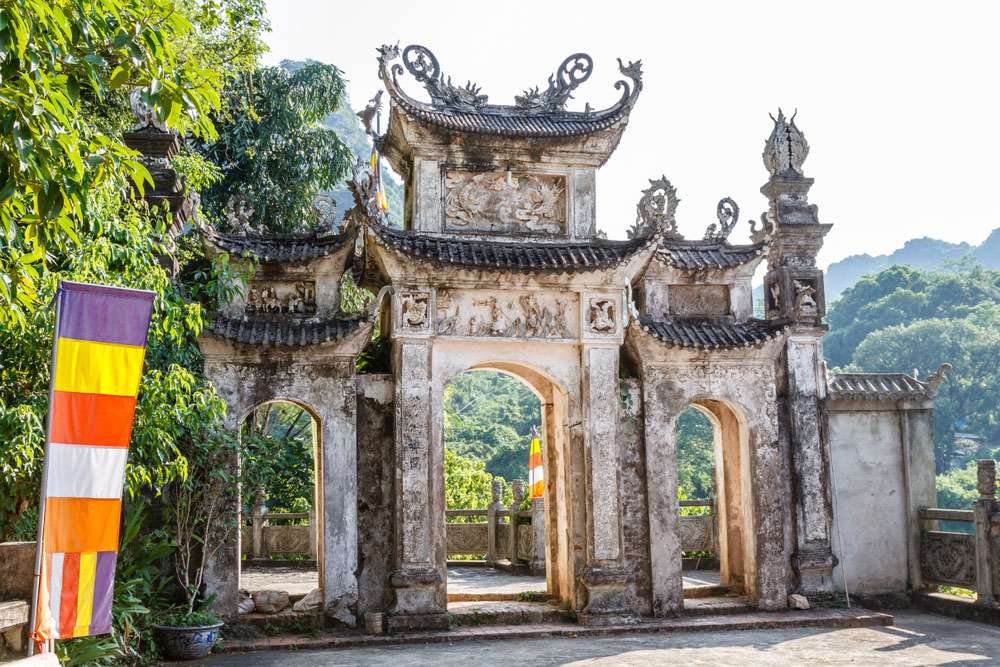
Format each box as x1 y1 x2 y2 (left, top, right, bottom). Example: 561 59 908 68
828 400 936 594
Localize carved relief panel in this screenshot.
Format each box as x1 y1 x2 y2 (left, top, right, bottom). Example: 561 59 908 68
668 285 731 317
583 292 622 338
443 169 567 234
397 290 432 333
245 280 316 316
434 288 577 339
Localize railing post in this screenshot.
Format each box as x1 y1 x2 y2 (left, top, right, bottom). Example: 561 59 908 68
487 479 503 567
974 459 998 606
252 485 266 560
509 479 525 568
308 506 317 560
530 496 546 576
708 490 719 555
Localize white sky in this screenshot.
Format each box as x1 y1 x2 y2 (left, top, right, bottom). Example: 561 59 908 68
262 0 999 270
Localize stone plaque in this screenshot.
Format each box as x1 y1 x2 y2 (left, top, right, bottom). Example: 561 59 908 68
443 169 566 234
435 289 576 339
245 280 316 316
668 285 730 317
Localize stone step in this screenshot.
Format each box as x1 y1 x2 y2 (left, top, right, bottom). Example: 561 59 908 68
681 596 754 615
683 585 730 599
216 606 894 655
447 600 575 626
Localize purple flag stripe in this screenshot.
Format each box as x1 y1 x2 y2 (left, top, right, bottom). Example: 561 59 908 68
57 281 155 348
89 551 116 636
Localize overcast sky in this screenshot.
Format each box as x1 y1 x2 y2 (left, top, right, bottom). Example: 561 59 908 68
262 0 998 270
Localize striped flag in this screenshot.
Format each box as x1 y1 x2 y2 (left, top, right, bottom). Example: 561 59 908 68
528 426 543 498
32 281 154 642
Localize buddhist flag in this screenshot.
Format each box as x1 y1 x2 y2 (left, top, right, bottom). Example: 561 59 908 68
31 281 154 643
528 426 543 498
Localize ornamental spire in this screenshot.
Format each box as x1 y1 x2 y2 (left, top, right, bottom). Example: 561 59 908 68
763 109 809 178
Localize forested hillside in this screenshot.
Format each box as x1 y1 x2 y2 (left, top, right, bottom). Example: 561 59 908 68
824 262 1000 510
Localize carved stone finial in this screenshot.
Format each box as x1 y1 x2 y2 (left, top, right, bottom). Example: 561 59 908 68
129 88 170 133
763 109 809 177
515 53 593 114
511 479 525 506
628 176 681 240
347 158 390 226
311 195 337 234
978 460 996 499
704 197 740 241
491 479 503 504
225 195 255 235
396 44 488 111
357 90 383 138
924 363 951 397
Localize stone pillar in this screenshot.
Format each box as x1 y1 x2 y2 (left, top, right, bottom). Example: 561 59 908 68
757 111 836 594
974 460 998 606
900 396 938 591
487 479 503 567
509 480 525 568
579 346 633 621
320 375 360 626
531 496 547 576
389 340 448 631
641 367 684 616
252 486 266 560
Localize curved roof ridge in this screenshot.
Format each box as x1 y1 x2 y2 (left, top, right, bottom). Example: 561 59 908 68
634 316 788 350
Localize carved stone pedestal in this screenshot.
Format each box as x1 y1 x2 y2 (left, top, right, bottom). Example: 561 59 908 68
387 567 448 631
579 566 636 624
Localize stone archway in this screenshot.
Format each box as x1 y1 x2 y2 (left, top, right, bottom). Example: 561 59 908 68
445 360 574 604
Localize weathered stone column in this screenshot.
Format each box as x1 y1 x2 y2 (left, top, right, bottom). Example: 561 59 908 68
640 366 684 616
509 480 525 568
531 496 547 576
579 345 633 621
487 479 503 568
974 460 998 606
388 340 448 630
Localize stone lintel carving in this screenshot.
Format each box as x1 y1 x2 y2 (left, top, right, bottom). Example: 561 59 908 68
400 291 430 330
443 170 566 234
704 197 740 241
763 108 809 178
435 290 574 339
589 297 617 333
245 280 316 316
629 176 681 240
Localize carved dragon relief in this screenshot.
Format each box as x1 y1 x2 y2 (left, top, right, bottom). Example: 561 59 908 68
443 170 565 234
435 291 572 339
377 43 642 117
704 197 740 241
628 176 681 240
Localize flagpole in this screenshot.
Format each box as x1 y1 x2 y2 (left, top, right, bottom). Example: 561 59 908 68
28 281 63 655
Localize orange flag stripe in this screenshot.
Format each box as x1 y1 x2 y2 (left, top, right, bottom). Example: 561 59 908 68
50 391 136 448
43 498 121 553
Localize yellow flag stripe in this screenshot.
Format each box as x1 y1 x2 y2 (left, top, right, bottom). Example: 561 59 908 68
54 338 145 397
73 552 97 637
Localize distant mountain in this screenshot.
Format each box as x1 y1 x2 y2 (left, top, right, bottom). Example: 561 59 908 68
280 59 403 228
824 229 1000 301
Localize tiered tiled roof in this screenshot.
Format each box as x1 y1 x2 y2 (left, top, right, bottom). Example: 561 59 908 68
367 225 653 272
827 372 944 402
656 242 767 271
207 313 369 347
201 229 353 262
637 316 787 349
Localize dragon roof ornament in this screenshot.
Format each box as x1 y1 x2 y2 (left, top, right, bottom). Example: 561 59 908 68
763 108 809 177
377 43 642 122
628 176 681 241
704 197 740 241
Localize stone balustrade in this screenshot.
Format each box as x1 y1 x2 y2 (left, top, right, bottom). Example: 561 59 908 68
918 459 999 602
242 489 317 561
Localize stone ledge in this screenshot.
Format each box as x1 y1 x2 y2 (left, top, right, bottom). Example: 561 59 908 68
216 607 893 655
912 590 1000 626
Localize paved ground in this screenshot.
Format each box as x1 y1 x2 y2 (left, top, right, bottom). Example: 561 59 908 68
171 610 1000 665
240 566 720 599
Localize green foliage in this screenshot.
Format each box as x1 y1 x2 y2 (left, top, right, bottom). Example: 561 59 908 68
826 262 1000 473
156 609 222 628
0 0 265 325
676 407 715 501
193 62 353 232
444 371 540 483
241 401 314 514
444 449 496 517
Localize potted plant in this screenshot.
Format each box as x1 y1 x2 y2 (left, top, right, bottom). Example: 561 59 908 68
154 428 240 659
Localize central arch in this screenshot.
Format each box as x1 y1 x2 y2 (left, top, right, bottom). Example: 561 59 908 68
439 359 575 604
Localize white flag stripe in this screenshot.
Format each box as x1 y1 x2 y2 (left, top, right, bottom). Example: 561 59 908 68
46 442 127 499
50 551 64 637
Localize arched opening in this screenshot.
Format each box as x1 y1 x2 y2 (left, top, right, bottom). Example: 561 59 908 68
440 361 573 608
237 399 322 612
676 399 754 600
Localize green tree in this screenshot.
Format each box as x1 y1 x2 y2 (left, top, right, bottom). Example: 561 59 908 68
192 62 353 232
676 407 715 501
0 0 265 325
